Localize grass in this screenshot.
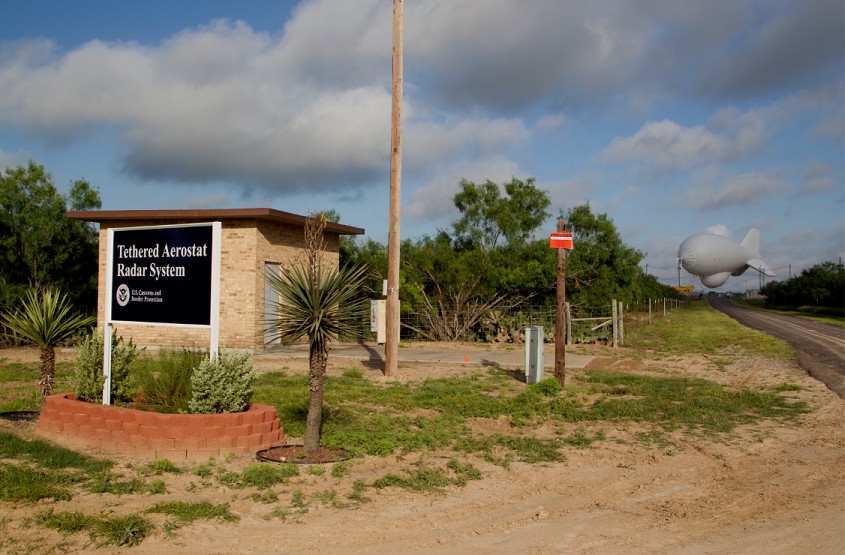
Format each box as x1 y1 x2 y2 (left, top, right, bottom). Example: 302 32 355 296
0 464 74 501
626 300 795 359
240 462 299 488
35 509 153 547
146 501 239 523
0 431 112 472
0 300 817 547
372 459 483 493
0 360 74 412
734 299 845 326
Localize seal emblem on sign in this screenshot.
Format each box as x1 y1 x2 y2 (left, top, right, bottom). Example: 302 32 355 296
116 284 130 307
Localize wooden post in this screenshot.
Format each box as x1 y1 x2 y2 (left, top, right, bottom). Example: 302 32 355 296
617 300 624 346
554 219 566 387
385 0 403 378
611 300 618 348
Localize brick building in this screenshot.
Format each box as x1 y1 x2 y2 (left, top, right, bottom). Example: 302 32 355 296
66 208 364 350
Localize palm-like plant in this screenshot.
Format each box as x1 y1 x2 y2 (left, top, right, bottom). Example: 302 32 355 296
264 262 370 452
1 287 95 404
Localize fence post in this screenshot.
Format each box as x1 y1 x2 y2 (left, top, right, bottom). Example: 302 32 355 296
648 298 652 325
617 300 624 346
612 300 618 348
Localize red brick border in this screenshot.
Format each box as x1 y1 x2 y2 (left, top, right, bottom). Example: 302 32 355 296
35 393 284 461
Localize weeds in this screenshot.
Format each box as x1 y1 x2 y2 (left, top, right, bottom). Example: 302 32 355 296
146 501 239 523
240 462 298 488
0 464 74 501
142 458 181 475
34 509 153 547
96 514 153 547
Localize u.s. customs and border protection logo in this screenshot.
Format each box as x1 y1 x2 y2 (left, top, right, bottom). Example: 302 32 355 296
116 284 130 307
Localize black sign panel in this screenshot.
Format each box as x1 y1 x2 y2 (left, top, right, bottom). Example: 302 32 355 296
110 225 214 326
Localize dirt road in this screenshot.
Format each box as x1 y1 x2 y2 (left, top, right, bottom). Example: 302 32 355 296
710 297 845 398
1 344 843 553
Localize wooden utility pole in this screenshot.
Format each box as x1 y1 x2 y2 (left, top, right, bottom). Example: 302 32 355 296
554 219 566 387
385 0 403 378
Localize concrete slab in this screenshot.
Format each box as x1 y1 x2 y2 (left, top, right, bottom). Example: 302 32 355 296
254 342 593 370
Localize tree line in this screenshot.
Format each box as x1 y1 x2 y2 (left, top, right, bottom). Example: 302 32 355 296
340 177 680 340
760 261 844 314
1 162 680 342
1 162 101 310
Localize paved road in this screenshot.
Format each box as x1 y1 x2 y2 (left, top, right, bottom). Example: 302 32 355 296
709 297 845 398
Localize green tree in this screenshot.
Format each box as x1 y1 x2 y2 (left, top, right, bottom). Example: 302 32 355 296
761 261 844 309
0 161 101 309
264 215 370 453
561 204 645 308
402 178 552 340
1 287 95 403
453 177 550 252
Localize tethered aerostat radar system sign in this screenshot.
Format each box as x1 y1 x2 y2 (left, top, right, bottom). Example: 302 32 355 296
109 224 219 326
103 222 222 404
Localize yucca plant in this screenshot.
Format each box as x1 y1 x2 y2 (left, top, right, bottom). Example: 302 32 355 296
1 287 95 403
264 262 370 452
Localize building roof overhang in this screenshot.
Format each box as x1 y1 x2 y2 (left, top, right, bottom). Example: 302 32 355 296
66 208 364 235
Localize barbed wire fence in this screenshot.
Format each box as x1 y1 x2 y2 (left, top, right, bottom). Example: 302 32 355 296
393 298 688 345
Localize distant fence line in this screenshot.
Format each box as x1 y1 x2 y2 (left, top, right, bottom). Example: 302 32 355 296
396 298 688 345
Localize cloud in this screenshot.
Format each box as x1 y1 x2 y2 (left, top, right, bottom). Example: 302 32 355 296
695 0 844 100
536 113 567 132
600 117 765 173
404 116 529 178
405 0 843 112
405 157 521 221
546 176 595 216
705 224 731 237
0 149 21 170
682 170 792 210
799 160 838 194
0 0 840 208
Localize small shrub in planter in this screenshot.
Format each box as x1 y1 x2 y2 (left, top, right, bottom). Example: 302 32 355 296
189 352 256 414
73 333 139 403
131 349 205 413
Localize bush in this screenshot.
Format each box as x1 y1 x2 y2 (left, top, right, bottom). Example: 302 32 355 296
189 352 256 414
73 333 139 403
132 350 204 413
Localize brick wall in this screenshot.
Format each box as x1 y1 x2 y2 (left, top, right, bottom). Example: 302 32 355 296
36 393 284 461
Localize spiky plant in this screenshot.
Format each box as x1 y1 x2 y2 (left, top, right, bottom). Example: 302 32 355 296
264 262 369 452
1 287 95 403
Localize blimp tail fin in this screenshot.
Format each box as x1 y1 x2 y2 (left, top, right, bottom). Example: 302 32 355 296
747 258 776 277
740 228 761 254
740 229 775 277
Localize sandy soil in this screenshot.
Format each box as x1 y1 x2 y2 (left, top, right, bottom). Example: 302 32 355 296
1 344 843 554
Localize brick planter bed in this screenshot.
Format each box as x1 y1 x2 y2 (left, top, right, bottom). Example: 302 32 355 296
35 393 284 461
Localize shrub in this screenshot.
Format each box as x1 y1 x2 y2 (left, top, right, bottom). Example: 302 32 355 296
131 349 204 413
73 333 139 403
188 352 256 414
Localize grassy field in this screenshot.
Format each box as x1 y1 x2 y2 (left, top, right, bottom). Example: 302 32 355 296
732 299 845 326
0 300 811 550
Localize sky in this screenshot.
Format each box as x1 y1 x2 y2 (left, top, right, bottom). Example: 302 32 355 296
0 0 842 292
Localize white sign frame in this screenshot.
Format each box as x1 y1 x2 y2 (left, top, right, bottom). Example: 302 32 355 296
102 222 221 404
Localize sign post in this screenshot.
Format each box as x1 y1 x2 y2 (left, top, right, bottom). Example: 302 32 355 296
103 222 221 404
550 222 572 387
